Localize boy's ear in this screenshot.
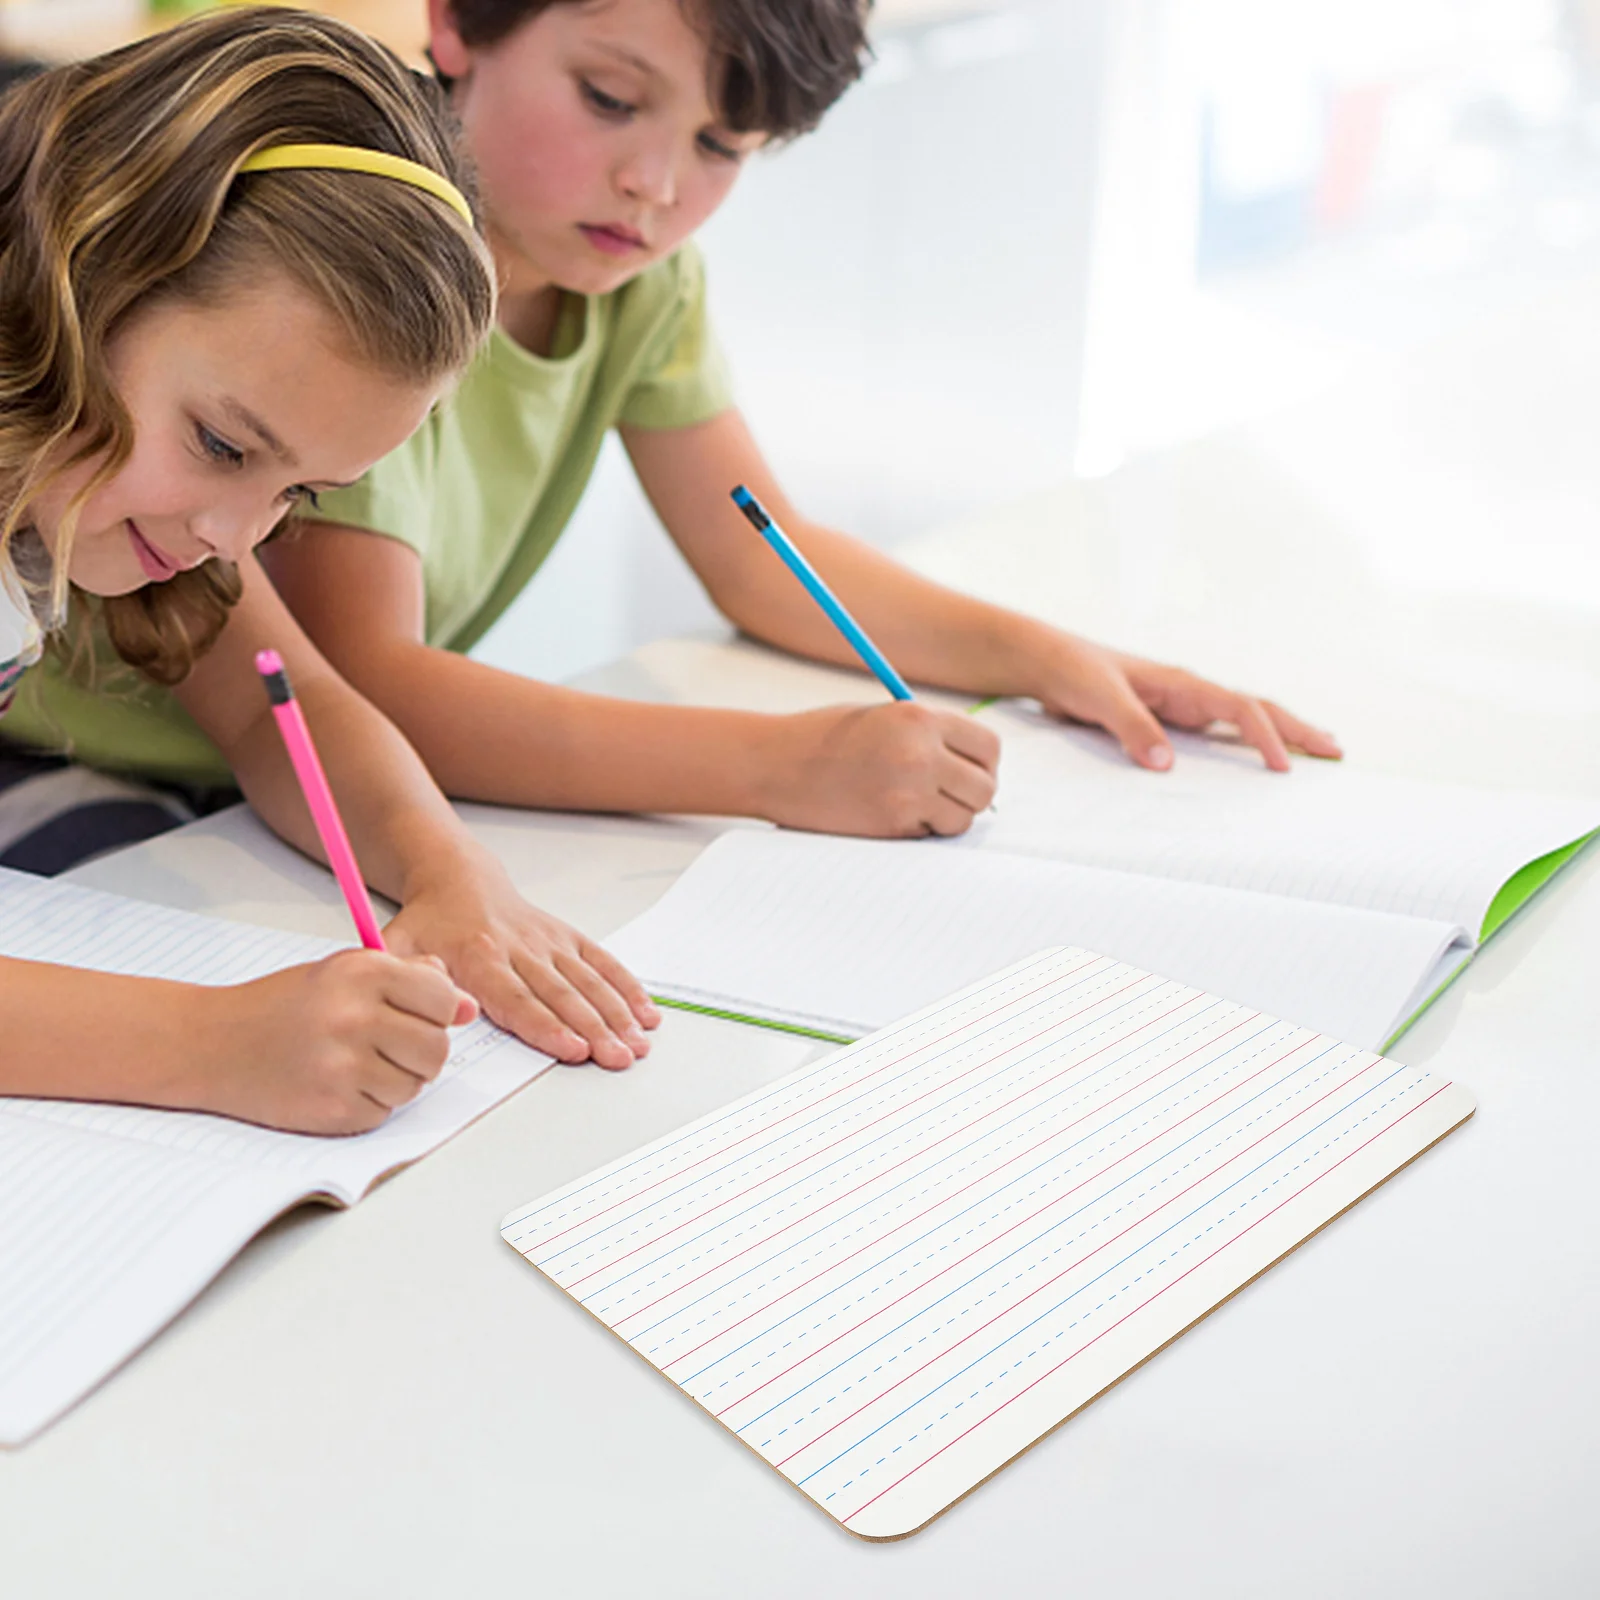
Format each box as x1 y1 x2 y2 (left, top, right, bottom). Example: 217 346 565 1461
425 0 473 79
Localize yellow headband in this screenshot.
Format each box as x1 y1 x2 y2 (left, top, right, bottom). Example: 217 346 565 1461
236 143 474 226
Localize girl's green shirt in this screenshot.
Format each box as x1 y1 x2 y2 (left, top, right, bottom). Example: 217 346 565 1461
5 246 732 785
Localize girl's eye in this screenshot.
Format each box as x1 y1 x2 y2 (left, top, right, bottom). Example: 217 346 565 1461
697 131 741 162
580 79 634 118
284 485 321 511
197 423 244 467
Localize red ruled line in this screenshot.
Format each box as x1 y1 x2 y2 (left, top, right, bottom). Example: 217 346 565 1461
661 1013 1265 1375
836 1082 1449 1530
766 1050 1375 1465
710 1024 1297 1417
522 957 1099 1256
600 989 1213 1324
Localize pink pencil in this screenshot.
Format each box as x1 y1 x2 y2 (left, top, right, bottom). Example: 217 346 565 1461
255 648 386 952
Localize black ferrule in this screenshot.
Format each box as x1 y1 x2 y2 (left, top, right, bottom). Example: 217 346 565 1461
259 668 293 706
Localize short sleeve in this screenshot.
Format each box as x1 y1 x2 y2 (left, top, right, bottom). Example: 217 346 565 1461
616 246 735 430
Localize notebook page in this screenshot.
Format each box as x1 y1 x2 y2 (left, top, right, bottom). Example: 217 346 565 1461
0 869 552 1197
0 869 553 1444
973 704 1596 935
0 1109 312 1446
503 948 1474 1539
605 831 1470 1050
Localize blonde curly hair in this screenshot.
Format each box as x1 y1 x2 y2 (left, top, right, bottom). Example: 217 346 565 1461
0 6 496 685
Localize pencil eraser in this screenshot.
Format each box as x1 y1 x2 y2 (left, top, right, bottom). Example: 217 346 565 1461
255 649 293 705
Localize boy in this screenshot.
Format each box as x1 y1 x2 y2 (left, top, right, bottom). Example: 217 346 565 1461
22 0 1340 838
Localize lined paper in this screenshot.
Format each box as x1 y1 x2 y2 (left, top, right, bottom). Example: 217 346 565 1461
0 868 552 1445
504 948 1473 1539
974 703 1596 935
582 636 1594 938
607 831 1470 1050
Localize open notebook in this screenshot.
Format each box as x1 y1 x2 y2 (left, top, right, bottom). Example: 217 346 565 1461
0 869 553 1447
970 702 1596 944
607 831 1471 1051
588 637 1595 1047
504 947 1475 1539
607 731 1594 1053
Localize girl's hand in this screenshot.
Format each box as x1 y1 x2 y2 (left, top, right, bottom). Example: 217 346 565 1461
383 847 659 1071
190 950 477 1135
1034 638 1342 772
757 702 1000 838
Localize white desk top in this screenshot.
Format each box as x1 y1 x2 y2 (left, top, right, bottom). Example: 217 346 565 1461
4 478 1598 1596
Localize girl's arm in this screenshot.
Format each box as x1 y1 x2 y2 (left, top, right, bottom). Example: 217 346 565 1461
0 950 475 1134
621 410 1343 773
173 557 657 1069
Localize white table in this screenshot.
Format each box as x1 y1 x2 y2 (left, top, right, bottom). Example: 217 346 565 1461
3 469 1598 1597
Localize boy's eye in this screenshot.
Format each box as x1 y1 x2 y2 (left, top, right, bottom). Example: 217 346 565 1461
580 79 635 118
284 485 321 511
697 131 741 162
197 423 244 467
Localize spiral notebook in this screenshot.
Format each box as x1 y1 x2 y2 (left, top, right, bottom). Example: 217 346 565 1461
503 946 1474 1539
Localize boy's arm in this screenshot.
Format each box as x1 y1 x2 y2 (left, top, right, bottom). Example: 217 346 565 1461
621 410 1342 772
173 558 658 1069
262 529 998 837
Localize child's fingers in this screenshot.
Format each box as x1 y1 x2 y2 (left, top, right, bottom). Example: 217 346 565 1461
552 947 652 1056
1091 677 1174 771
458 954 592 1063
577 937 661 1030
1223 695 1292 772
1266 701 1343 759
505 951 637 1070
380 954 474 1027
362 1053 436 1109
937 712 1001 773
370 1008 454 1084
924 791 981 837
934 747 996 814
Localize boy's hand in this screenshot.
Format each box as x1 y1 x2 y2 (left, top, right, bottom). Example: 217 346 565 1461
1035 637 1342 772
759 702 999 837
384 847 659 1071
192 950 477 1135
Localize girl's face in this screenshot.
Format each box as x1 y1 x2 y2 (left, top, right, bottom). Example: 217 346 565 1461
30 277 440 598
429 0 766 302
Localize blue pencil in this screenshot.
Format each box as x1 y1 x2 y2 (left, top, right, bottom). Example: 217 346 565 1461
731 485 914 701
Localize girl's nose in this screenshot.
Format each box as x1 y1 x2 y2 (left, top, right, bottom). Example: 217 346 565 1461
192 503 270 565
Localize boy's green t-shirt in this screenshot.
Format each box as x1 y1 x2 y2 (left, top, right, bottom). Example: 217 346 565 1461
4 245 733 785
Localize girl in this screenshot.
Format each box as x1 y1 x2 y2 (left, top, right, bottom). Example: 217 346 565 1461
0 7 656 1135
13 0 1341 843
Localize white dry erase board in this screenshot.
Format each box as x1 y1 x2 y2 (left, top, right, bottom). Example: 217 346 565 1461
503 948 1474 1539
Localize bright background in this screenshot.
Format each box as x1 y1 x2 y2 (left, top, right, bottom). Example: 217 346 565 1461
8 0 1599 709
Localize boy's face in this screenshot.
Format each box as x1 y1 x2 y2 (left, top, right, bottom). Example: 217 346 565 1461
429 0 766 299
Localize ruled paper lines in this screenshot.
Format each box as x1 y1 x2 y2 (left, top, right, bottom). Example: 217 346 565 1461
506 946 1472 1538
830 1082 1449 1528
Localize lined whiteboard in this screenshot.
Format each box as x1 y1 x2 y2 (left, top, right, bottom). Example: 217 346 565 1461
503 949 1474 1539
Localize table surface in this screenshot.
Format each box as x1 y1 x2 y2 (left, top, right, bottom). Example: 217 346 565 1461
4 433 1599 1595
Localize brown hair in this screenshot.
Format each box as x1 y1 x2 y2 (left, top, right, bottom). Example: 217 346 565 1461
0 7 496 685
443 0 871 141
